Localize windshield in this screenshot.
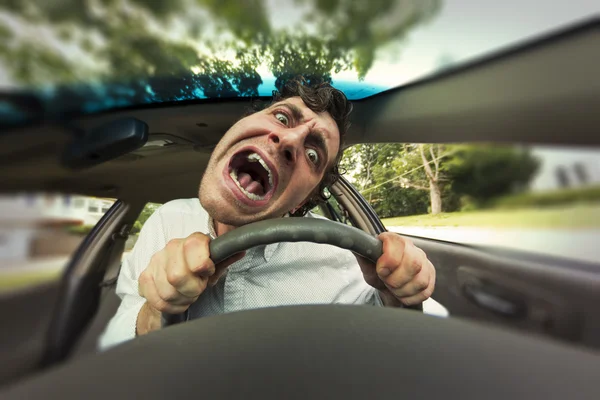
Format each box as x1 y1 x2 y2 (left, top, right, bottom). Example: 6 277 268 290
0 1 597 125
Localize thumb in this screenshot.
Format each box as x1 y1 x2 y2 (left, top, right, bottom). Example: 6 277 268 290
208 251 247 286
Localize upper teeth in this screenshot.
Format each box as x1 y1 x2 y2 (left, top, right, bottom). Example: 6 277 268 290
247 152 273 188
229 152 274 201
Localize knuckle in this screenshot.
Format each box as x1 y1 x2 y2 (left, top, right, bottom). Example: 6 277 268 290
160 286 180 302
166 268 187 286
415 276 429 291
165 239 181 252
410 259 423 275
184 233 208 250
153 299 170 312
138 269 151 285
196 259 216 276
385 277 402 290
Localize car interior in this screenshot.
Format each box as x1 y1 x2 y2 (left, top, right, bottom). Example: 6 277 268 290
0 17 599 398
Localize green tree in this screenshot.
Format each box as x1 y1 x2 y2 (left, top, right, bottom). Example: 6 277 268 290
444 144 540 206
389 144 451 215
344 143 539 218
342 143 430 218
0 0 442 100
135 202 161 229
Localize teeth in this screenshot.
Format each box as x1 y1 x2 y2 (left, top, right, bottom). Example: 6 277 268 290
230 169 266 201
247 153 273 189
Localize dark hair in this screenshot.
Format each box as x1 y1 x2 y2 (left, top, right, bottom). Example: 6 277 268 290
251 76 353 216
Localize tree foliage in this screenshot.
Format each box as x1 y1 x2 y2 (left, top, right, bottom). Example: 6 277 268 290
0 0 441 92
444 144 540 206
342 143 540 217
341 143 430 218
135 202 162 228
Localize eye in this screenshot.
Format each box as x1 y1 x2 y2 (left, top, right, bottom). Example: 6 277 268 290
306 148 319 165
275 112 289 126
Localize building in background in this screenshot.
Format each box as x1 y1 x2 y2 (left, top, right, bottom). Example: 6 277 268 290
529 148 600 192
0 194 115 263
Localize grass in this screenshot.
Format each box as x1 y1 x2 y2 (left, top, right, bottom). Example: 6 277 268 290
381 203 600 229
0 270 61 293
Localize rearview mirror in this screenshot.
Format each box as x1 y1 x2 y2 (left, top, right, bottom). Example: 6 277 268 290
61 117 148 169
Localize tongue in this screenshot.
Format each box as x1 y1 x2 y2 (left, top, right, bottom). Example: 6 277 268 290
238 172 264 195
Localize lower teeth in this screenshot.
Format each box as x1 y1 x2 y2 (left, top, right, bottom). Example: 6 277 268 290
230 170 266 201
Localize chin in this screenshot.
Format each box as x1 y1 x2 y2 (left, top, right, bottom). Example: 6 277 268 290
199 185 271 227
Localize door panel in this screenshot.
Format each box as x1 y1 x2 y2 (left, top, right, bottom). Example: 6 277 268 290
0 282 61 386
404 236 600 349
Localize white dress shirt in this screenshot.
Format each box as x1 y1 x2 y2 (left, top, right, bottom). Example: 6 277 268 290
98 198 385 350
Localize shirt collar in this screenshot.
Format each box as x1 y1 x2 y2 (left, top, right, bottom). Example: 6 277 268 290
208 215 217 239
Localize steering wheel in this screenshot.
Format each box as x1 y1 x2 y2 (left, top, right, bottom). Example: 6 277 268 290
162 217 384 326
2 219 599 399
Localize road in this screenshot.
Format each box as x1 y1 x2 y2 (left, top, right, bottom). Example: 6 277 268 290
387 226 600 265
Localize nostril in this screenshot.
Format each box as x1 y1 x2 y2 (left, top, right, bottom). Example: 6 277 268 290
271 135 280 144
284 149 293 162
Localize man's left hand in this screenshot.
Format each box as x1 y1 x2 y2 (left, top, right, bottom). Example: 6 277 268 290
357 232 436 306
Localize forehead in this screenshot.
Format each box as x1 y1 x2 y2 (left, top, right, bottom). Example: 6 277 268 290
267 96 340 145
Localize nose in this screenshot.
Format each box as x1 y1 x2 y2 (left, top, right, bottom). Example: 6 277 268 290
268 125 309 164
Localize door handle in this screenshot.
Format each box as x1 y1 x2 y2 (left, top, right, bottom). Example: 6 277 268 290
463 282 526 317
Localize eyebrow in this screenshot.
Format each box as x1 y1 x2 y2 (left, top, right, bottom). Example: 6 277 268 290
276 102 305 124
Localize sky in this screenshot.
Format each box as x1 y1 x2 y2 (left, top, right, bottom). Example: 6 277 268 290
337 0 600 87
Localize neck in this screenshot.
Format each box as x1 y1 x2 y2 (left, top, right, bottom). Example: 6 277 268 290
214 220 236 237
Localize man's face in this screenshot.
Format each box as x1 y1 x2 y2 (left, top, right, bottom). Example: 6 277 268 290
199 96 340 226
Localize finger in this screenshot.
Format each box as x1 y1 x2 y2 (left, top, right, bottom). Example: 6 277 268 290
390 267 431 299
375 233 407 279
209 251 247 287
155 263 200 305
154 241 201 303
382 246 427 294
162 240 207 298
396 276 435 306
355 254 386 290
182 233 215 277
165 259 207 299
381 240 423 290
140 272 191 314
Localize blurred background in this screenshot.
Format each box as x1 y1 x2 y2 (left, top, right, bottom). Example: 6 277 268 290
0 0 599 292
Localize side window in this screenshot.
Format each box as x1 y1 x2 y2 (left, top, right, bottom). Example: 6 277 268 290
342 143 600 263
0 193 116 294
124 202 162 255
311 189 354 227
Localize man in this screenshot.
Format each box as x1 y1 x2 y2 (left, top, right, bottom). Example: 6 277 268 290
99 77 436 349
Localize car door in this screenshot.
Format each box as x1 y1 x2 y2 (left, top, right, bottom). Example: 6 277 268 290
0 194 144 386
330 163 600 350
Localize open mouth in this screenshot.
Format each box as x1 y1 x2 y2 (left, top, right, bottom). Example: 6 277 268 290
227 150 276 202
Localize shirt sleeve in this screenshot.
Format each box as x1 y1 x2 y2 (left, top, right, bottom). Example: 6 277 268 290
97 207 169 350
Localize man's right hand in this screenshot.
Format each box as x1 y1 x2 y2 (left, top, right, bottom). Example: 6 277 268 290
136 232 245 335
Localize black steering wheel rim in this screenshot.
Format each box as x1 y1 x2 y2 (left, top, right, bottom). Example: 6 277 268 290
162 217 385 326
